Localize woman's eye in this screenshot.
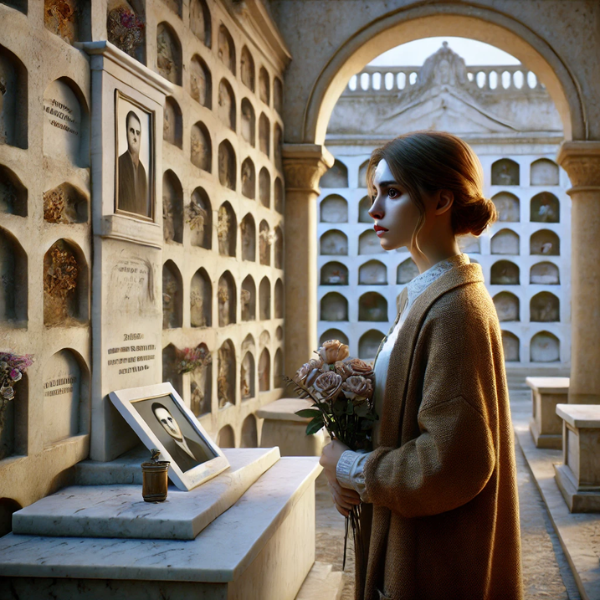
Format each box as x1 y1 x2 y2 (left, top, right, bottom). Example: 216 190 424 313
388 188 399 199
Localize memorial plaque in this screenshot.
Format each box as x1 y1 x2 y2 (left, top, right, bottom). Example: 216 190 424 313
43 79 82 163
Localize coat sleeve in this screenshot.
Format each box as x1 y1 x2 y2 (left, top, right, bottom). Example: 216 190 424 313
361 295 497 518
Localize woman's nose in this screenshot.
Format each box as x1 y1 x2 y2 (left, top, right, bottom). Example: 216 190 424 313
369 204 383 221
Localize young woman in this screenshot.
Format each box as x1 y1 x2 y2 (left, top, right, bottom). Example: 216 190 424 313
319 131 524 600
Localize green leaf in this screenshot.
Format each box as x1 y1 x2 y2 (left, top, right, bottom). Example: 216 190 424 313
295 408 323 419
346 401 354 415
306 417 325 435
354 403 370 417
332 398 346 417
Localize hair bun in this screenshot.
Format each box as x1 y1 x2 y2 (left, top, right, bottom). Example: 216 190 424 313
455 196 498 237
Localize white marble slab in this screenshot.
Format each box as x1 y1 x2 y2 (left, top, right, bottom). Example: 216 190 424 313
12 447 280 540
556 404 600 428
526 377 570 393
256 398 316 422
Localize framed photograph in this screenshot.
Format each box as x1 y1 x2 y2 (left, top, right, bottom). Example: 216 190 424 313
109 382 229 491
114 89 155 221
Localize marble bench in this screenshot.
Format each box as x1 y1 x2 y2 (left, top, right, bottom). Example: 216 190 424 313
527 376 570 449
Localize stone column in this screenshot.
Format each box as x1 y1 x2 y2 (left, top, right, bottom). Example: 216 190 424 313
282 143 334 379
557 141 600 403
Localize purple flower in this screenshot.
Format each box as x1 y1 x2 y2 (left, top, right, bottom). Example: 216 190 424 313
9 369 22 382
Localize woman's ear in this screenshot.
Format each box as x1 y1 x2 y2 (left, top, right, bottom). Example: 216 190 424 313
435 189 454 215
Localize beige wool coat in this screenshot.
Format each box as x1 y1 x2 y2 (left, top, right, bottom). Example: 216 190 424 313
355 259 524 600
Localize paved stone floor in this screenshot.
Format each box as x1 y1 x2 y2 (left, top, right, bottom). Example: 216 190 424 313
314 391 582 600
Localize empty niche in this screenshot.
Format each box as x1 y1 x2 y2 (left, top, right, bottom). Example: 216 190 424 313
162 343 183 397
397 258 419 283
259 67 270 104
530 292 560 322
274 226 283 269
320 329 349 346
359 230 384 255
162 170 183 243
43 183 87 224
320 195 348 223
359 330 384 359
358 196 372 223
188 187 212 248
0 165 26 217
107 0 145 63
359 292 387 321
458 234 480 254
359 260 387 285
217 202 236 256
491 159 519 186
43 78 89 167
320 160 348 188
274 178 283 213
259 220 271 265
259 113 270 156
241 99 255 146
275 279 283 318
191 122 211 171
190 268 211 327
276 325 283 341
43 240 88 327
320 230 348 255
190 342 212 417
0 227 27 325
1 1 26 13
321 262 348 285
240 341 255 400
190 0 211 47
259 277 271 320
0 370 26 460
217 424 235 447
531 331 560 362
320 292 348 321
273 77 283 114
530 262 559 285
274 348 283 388
258 349 270 391
217 24 235 74
358 160 370 188
530 229 560 255
490 260 520 285
240 214 256 261
162 260 182 329
0 45 26 149
218 272 236 326
241 46 255 91
217 340 236 408
240 415 257 447
493 292 519 321
241 158 255 199
43 349 89 446
161 0 181 16
531 192 559 223
502 331 520 362
218 140 236 190
241 275 256 321
163 97 182 147
274 124 283 172
491 229 519 255
156 22 181 85
44 0 90 45
190 55 211 108
259 167 270 207
530 159 559 186
492 192 520 222
218 79 236 131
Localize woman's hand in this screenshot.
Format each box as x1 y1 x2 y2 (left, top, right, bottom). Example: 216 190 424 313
320 439 361 516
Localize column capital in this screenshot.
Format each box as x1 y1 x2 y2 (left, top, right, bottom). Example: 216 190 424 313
556 141 600 188
282 143 335 194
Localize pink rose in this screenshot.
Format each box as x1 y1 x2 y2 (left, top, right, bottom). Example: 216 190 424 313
313 372 343 400
317 340 349 364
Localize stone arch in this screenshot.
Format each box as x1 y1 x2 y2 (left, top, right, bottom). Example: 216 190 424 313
530 291 560 322
502 331 520 362
241 46 255 91
241 275 256 321
218 24 235 74
320 194 348 223
274 348 284 388
190 267 211 327
259 220 271 265
162 170 183 243
163 96 183 147
218 78 236 131
190 55 211 108
218 340 236 408
491 158 520 186
359 260 387 285
259 276 271 320
218 271 236 327
218 139 236 190
492 192 520 222
275 278 284 318
0 226 27 325
358 159 370 188
191 122 212 172
320 328 349 346
241 157 255 199
259 167 270 207
493 291 519 322
259 113 270 156
358 196 372 222
156 22 182 85
217 424 235 447
275 226 283 269
359 329 385 359
274 77 283 114
359 229 384 254
162 260 182 329
530 229 560 255
491 260 520 285
217 201 236 256
240 350 255 400
189 187 212 249
320 292 348 321
491 228 520 255
190 342 212 417
530 261 559 285
530 331 560 362
162 343 183 397
259 348 271 391
320 230 348 255
259 66 270 105
274 124 283 172
241 414 258 447
241 98 256 146
359 291 387 321
43 182 88 224
275 178 284 213
190 0 211 47
321 261 348 285
241 213 256 261
320 159 348 188
0 43 27 149
0 164 27 217
530 158 559 186
530 192 560 223
397 258 419 283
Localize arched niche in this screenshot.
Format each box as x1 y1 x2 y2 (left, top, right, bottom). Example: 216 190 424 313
491 158 519 186
492 192 520 222
358 159 370 188
0 226 26 326
162 0 182 17
241 214 256 261
43 77 89 167
0 45 26 149
218 78 236 131
259 113 270 157
240 346 255 400
218 139 236 190
274 348 284 388
502 331 520 362
493 292 519 322
162 343 183 397
217 425 235 447
156 22 181 85
530 159 559 186
274 77 283 114
320 230 348 256
275 279 283 318
530 261 559 285
107 0 145 63
0 370 27 459
217 202 236 256
274 178 284 214
241 275 256 321
163 96 183 147
531 331 560 362
43 182 87 224
190 268 211 328
359 260 387 285
458 234 480 254
530 292 560 322
44 0 89 45
188 343 212 417
320 292 348 321
241 158 255 199
43 239 88 327
241 415 258 447
0 165 27 217
217 24 235 74
274 124 283 172
397 258 419 283
162 260 182 329
241 98 255 147
190 55 211 109
530 229 560 255
491 228 519 255
259 348 270 391
241 46 255 91
359 229 384 255
218 271 236 327
490 260 520 285
0 497 22 537
321 261 348 285
259 220 271 266
531 192 560 223
259 66 270 104
276 325 283 341
188 187 212 249
162 170 183 244
358 196 372 223
359 329 384 360
2 1 26 14
259 276 271 320
320 160 348 188
190 0 211 47
217 340 236 408
320 194 348 223
320 328 349 346
43 349 89 446
359 292 387 321
191 122 212 172
274 226 283 269
258 168 270 207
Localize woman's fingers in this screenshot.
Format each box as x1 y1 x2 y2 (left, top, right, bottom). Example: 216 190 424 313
334 501 350 517
328 481 359 510
328 479 361 505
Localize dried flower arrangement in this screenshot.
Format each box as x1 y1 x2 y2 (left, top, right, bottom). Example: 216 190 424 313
107 1 145 57
44 244 78 301
186 200 208 232
0 352 33 417
175 344 211 375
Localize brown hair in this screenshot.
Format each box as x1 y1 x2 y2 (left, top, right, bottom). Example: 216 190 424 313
366 131 497 258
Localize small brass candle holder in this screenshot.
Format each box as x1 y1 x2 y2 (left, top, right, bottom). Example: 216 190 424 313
141 448 170 503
